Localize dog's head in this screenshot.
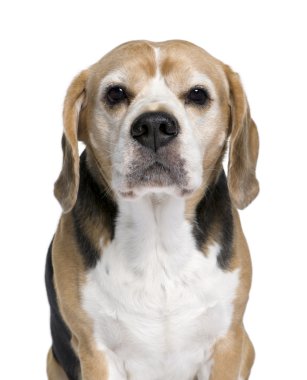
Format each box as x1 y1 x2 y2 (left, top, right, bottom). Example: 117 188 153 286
54 40 259 212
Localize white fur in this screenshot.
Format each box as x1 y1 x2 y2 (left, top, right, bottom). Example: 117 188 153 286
82 195 239 380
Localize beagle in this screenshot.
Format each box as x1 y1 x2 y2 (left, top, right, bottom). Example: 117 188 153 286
45 40 259 380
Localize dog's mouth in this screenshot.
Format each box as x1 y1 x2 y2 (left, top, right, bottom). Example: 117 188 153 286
136 161 172 182
128 160 180 184
117 155 192 198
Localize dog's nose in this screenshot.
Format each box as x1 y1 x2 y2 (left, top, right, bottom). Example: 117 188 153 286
131 112 179 152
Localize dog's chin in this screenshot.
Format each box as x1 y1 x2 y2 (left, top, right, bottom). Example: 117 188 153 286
114 173 198 201
118 185 195 200
112 162 202 200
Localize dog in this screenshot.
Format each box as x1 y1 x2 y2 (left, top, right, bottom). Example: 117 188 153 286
45 40 259 380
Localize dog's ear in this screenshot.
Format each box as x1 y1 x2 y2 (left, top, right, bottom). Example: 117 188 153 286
225 65 259 209
54 70 88 213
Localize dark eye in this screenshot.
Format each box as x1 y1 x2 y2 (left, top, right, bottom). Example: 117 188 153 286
106 86 127 105
186 87 209 106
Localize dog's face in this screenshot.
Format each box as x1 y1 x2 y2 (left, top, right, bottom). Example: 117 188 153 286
55 40 259 211
86 41 229 199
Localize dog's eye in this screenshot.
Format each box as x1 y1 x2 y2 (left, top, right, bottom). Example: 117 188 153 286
106 86 127 105
186 88 209 106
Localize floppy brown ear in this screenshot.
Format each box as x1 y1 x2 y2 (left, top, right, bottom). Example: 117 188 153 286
54 70 88 213
225 65 259 209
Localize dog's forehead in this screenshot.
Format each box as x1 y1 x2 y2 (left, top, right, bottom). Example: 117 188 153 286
88 40 226 92
89 41 156 87
159 40 223 77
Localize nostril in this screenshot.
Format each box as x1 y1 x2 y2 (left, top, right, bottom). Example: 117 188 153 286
132 123 147 137
159 121 178 136
160 123 167 134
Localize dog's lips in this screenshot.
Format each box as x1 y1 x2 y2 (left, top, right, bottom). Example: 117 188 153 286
132 161 173 185
121 157 189 194
143 161 171 175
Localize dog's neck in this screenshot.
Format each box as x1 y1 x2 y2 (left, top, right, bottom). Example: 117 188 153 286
109 193 200 277
118 193 184 224
117 193 187 247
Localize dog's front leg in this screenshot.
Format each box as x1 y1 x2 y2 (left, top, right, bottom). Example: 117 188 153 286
209 326 243 380
79 341 127 380
199 326 254 380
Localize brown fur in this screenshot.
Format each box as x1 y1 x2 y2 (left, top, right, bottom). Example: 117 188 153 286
47 348 69 380
54 70 89 213
47 40 259 380
206 209 255 379
225 65 259 209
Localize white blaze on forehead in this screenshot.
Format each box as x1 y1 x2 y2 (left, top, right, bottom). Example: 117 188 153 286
133 47 178 112
138 76 179 106
130 77 182 117
154 47 162 76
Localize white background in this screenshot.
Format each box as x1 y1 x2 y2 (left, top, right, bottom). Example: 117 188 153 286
1 0 306 378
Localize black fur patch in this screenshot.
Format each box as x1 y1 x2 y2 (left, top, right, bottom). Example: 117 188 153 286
193 170 234 269
45 241 81 380
72 151 118 268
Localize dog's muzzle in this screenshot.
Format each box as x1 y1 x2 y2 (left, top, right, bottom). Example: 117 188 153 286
131 111 179 152
118 111 191 197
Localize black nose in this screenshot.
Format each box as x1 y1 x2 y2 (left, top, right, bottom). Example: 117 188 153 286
131 112 179 152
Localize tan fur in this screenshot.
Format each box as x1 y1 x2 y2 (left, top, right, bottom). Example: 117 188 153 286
207 209 255 379
210 327 255 380
239 332 255 380
47 348 69 380
225 65 259 209
54 70 89 213
48 40 259 379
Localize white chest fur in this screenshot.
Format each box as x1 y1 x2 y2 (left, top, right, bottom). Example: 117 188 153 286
82 195 239 380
